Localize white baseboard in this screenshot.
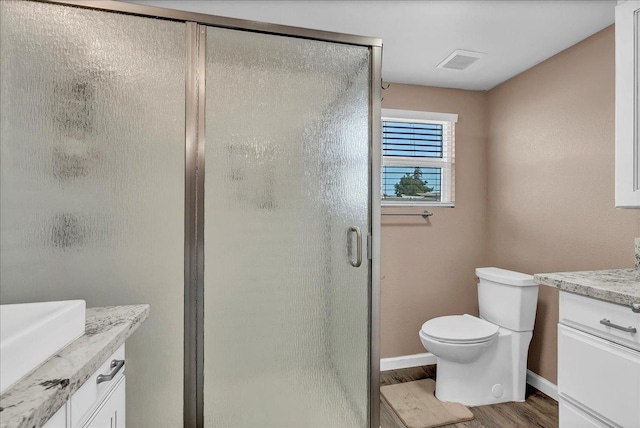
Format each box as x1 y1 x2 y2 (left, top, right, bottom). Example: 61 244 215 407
526 370 558 401
380 352 437 371
380 354 558 402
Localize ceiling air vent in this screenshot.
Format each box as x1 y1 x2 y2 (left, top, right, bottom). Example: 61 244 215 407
437 49 486 71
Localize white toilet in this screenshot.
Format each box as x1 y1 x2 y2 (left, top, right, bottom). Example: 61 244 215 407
419 267 539 407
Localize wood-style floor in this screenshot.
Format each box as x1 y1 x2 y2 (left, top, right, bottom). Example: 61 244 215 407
380 366 558 428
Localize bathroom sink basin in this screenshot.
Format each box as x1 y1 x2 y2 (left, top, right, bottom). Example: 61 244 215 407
0 300 85 394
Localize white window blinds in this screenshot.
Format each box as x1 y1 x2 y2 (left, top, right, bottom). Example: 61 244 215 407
381 109 457 206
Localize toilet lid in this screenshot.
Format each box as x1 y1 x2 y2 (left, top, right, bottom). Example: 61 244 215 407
421 314 499 343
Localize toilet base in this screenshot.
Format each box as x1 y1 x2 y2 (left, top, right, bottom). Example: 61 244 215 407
434 329 532 407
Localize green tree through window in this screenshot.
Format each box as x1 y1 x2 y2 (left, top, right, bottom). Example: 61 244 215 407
394 167 434 197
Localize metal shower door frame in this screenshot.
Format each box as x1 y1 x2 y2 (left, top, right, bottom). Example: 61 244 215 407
36 2 382 427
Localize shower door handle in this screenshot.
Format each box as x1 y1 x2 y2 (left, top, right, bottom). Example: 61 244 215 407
347 226 362 267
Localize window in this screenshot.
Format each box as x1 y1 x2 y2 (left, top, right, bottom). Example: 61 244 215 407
381 109 457 207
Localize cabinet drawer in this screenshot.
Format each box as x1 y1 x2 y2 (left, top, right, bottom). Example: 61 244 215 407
70 344 125 428
559 399 608 428
560 291 640 351
558 324 640 427
82 375 125 428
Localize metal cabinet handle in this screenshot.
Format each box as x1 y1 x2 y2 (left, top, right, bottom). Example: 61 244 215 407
600 318 637 334
96 359 125 384
347 226 362 268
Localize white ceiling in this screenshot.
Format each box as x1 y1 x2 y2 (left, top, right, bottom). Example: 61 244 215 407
128 0 616 91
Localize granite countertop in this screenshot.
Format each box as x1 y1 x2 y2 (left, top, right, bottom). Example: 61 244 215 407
534 268 640 308
0 305 149 428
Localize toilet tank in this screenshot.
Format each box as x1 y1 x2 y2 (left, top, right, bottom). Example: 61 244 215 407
476 267 539 332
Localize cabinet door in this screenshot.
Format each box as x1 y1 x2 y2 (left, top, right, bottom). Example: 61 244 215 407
615 0 640 207
558 324 640 427
83 376 125 428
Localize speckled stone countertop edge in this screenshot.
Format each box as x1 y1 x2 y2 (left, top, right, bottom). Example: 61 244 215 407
534 269 640 308
0 304 149 428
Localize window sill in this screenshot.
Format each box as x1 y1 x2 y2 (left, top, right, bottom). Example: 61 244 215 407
381 201 455 208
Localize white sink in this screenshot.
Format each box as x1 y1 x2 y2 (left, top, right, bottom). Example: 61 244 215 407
0 300 85 394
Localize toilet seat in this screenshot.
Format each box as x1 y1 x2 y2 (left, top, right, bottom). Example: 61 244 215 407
421 314 499 344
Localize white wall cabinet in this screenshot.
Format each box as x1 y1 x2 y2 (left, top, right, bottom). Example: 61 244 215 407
42 345 126 428
558 292 640 427
616 0 640 208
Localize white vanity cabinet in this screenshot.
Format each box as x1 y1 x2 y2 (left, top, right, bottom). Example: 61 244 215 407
43 345 126 428
615 0 640 208
558 292 640 427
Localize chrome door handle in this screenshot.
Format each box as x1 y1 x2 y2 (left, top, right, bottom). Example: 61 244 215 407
600 318 637 334
96 359 125 384
347 226 362 268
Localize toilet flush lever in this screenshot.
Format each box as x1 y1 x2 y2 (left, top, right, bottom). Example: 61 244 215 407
600 318 637 334
347 226 362 268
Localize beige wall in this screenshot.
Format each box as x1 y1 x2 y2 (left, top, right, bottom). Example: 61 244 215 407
380 85 489 358
381 26 640 384
486 25 640 383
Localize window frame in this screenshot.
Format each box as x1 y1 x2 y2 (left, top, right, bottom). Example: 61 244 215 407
381 109 458 207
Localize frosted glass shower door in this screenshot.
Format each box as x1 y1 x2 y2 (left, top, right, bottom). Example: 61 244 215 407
0 2 185 426
203 27 371 427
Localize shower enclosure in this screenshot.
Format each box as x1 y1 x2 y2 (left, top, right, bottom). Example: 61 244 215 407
0 1 381 427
